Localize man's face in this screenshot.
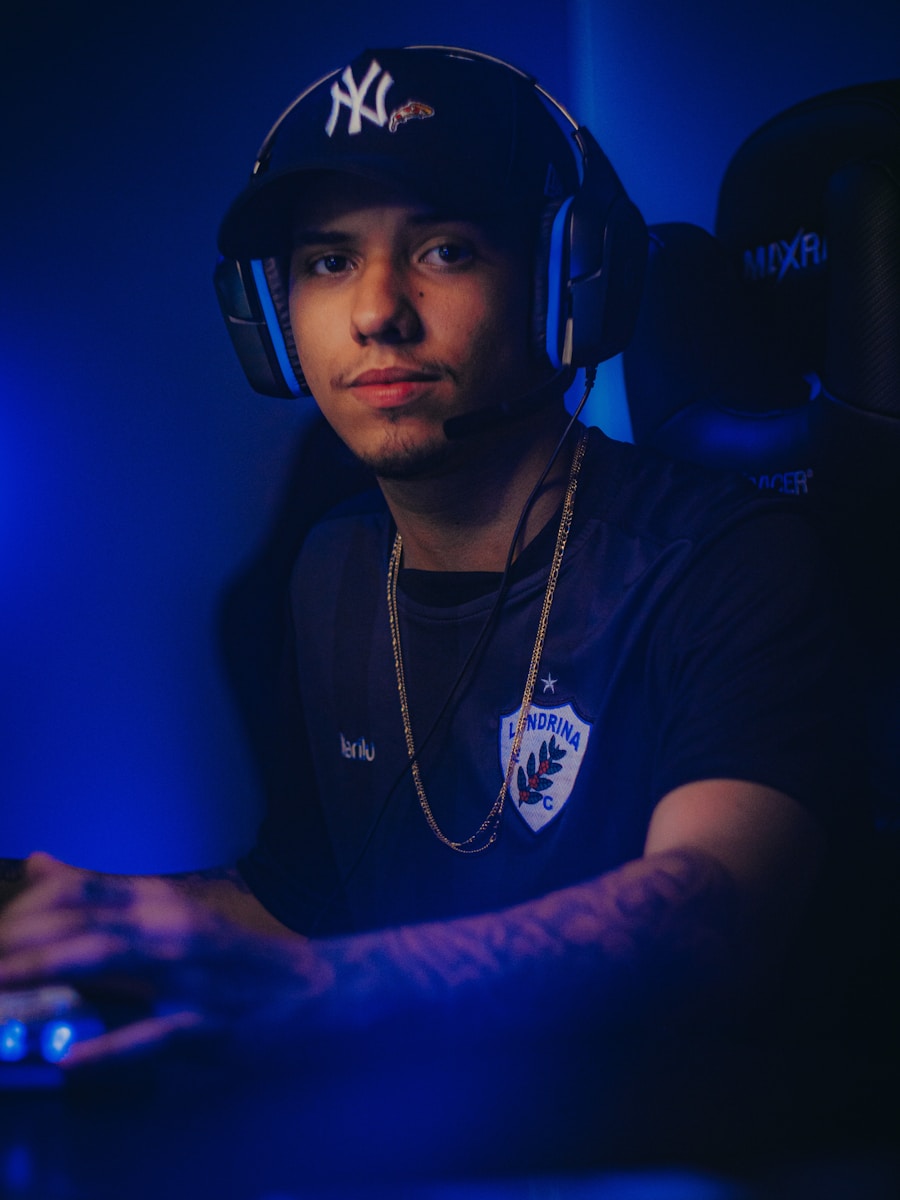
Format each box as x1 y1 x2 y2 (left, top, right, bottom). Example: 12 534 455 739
288 175 543 480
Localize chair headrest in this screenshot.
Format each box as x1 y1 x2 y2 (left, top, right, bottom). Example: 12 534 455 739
715 80 900 423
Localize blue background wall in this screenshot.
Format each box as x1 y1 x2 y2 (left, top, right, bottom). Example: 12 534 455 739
1 0 897 870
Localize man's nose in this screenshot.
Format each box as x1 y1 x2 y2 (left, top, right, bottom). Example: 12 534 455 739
351 260 422 344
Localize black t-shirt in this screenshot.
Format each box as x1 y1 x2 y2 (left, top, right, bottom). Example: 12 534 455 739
239 428 858 935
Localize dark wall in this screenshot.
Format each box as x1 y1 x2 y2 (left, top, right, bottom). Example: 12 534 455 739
1 0 896 870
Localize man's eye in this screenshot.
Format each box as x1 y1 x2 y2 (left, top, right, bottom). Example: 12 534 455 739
421 243 472 267
310 253 352 276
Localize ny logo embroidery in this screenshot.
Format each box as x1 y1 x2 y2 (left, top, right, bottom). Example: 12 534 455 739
325 59 394 137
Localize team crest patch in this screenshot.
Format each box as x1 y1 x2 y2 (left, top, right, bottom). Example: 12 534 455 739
498 702 592 834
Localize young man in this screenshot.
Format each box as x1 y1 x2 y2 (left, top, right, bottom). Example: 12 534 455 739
0 47 854 1163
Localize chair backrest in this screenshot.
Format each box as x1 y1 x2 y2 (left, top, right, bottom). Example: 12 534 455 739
623 82 900 1102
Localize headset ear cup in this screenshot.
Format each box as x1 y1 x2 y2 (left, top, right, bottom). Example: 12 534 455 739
567 191 648 367
540 186 647 371
544 125 647 370
214 256 301 398
262 257 309 394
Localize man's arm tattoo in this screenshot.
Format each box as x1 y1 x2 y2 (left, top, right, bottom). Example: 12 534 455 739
314 849 741 1037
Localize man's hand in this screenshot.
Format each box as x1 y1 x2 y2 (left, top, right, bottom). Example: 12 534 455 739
0 853 323 1068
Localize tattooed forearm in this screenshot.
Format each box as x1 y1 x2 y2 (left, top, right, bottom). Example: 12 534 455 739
313 849 741 1039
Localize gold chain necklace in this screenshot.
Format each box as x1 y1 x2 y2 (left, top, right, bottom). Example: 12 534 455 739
386 430 588 854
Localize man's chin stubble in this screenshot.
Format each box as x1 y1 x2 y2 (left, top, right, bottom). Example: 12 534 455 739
361 435 456 481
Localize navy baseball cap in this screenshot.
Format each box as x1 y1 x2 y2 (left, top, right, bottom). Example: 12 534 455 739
217 46 582 260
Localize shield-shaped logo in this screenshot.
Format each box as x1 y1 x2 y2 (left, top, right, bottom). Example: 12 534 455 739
498 702 592 834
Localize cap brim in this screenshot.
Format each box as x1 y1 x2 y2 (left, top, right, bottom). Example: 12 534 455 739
218 156 491 260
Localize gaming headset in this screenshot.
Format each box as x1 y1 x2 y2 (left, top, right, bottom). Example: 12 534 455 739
214 46 648 400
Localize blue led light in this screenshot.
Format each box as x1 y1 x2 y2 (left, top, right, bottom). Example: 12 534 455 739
250 259 303 396
0 1020 28 1062
545 196 575 369
38 1015 106 1063
40 1021 74 1063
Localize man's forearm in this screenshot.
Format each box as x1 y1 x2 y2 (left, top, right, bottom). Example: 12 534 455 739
251 848 760 1176
306 847 743 1043
0 846 745 1084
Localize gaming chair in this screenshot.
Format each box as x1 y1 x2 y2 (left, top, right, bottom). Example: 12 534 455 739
622 85 900 1138
623 80 900 828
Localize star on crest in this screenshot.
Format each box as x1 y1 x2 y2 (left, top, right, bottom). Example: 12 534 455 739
540 672 558 694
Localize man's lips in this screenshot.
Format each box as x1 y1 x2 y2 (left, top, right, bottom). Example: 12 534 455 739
346 367 442 408
349 368 441 386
